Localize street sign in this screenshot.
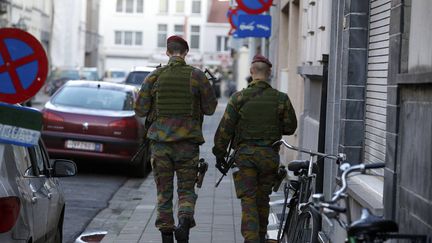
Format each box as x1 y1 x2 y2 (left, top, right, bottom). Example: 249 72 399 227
236 15 272 38
0 102 42 147
236 0 273 15
0 28 48 104
227 7 246 35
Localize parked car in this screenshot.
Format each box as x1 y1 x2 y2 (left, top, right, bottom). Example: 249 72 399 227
45 67 81 96
80 67 100 81
41 80 149 177
0 104 77 243
124 66 155 87
103 69 128 83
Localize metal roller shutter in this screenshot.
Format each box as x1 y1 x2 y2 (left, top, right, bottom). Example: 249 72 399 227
364 0 391 164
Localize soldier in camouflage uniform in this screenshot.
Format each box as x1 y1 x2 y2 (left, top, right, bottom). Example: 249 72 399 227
135 36 217 243
213 55 297 243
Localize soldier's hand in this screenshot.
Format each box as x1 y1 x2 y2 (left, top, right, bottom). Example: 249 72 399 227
215 157 228 175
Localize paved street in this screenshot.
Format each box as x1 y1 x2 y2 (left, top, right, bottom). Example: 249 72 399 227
60 168 128 243
78 100 249 243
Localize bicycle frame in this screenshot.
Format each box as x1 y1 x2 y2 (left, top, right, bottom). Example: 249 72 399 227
272 139 344 243
313 163 429 243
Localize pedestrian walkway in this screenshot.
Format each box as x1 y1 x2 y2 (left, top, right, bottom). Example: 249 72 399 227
78 101 245 243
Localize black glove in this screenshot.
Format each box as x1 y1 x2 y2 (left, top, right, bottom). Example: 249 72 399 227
215 157 228 175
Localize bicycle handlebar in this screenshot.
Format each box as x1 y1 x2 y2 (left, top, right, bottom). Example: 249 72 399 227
328 163 385 203
272 139 345 161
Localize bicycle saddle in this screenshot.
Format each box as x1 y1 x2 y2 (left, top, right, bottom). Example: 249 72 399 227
347 208 398 236
287 160 318 174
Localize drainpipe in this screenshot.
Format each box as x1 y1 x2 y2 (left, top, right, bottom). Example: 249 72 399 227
316 54 329 194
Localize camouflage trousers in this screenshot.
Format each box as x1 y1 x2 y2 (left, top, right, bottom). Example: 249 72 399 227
150 141 199 231
232 146 279 243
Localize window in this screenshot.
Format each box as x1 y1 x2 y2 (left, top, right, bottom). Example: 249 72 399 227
116 0 123 12
135 31 143 45
192 0 201 14
124 31 133 45
158 24 167 47
159 0 168 13
136 0 143 13
174 25 184 37
13 146 35 177
116 0 143 13
115 31 143 46
115 31 122 44
217 36 230 52
28 143 48 176
176 0 185 13
52 86 134 111
190 25 200 49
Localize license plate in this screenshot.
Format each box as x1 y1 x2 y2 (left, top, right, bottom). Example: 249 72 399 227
65 140 103 152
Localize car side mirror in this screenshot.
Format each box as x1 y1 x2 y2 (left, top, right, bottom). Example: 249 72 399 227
52 159 77 177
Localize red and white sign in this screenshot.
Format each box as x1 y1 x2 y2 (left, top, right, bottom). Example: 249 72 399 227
0 28 48 104
236 0 273 15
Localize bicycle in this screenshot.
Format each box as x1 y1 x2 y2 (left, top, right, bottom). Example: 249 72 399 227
270 139 345 243
312 162 429 243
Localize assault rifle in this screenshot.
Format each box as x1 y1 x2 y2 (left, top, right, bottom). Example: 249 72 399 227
196 158 208 188
204 68 217 83
215 141 236 187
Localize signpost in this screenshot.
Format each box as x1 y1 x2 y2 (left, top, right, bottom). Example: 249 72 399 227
236 14 272 38
0 28 48 104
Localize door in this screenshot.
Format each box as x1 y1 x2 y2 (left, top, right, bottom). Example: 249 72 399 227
40 141 63 240
27 144 51 242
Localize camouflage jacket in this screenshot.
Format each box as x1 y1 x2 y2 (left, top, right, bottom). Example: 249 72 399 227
212 80 297 158
134 56 218 144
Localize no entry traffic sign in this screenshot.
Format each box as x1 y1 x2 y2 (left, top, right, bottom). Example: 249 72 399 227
236 0 273 15
0 28 48 104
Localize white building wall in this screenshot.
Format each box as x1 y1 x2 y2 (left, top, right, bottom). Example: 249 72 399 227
50 0 86 67
203 23 231 67
4 0 53 45
99 0 209 71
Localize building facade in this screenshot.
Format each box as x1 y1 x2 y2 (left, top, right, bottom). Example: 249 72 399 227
50 0 87 68
203 0 232 69
0 0 53 52
268 0 431 241
326 0 432 240
84 0 103 71
269 0 332 164
99 0 209 71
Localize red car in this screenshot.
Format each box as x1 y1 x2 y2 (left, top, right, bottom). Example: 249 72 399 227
41 80 149 177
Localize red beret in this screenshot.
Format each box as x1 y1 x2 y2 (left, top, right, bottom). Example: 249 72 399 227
167 35 189 51
252 54 272 67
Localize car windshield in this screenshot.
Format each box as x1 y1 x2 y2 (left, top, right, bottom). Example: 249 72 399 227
111 71 126 78
125 71 150 85
52 86 134 111
81 71 99 80
52 70 80 80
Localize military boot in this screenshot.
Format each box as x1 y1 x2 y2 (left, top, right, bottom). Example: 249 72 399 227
161 230 174 243
174 217 192 243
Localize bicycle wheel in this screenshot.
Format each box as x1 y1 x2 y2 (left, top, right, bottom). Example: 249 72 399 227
290 205 320 243
279 205 297 243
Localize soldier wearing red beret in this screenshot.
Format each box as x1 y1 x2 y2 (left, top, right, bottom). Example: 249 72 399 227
213 54 297 243
135 36 217 243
